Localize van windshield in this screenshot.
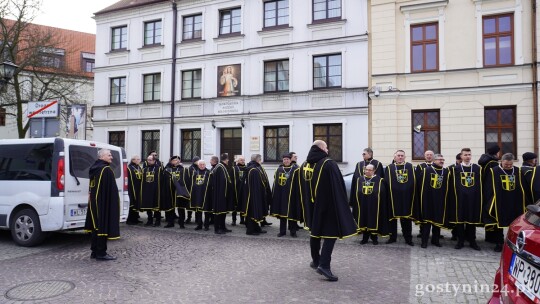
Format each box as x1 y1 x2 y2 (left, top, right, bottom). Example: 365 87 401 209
0 143 53 181
69 146 121 178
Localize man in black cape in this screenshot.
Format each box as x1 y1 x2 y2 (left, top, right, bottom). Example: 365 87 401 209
449 148 482 250
298 140 358 281
384 150 416 246
184 156 200 224
162 156 187 228
484 153 526 252
416 154 450 248
126 155 142 225
84 149 120 260
521 152 537 204
209 153 234 234
232 155 247 226
478 144 501 243
140 155 162 226
351 164 389 245
189 159 211 230
270 154 300 237
241 154 272 235
349 147 384 207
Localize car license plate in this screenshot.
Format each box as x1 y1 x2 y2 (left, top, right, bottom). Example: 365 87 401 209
509 254 540 302
70 208 87 217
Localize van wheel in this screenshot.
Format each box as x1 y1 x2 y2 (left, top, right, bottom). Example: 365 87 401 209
10 209 46 247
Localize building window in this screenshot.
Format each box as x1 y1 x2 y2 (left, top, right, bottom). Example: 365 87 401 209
181 129 202 162
81 52 95 72
144 20 162 46
411 23 438 73
38 48 65 69
143 73 161 102
313 54 341 89
219 8 241 36
264 126 289 162
264 60 289 92
412 110 440 160
483 14 514 67
183 14 202 40
313 0 341 22
313 124 342 162
111 26 128 51
181 69 202 99
0 107 6 126
485 107 516 156
109 131 125 148
264 0 289 28
110 77 127 104
142 130 160 159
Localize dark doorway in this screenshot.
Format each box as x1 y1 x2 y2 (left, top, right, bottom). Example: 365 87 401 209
220 128 242 160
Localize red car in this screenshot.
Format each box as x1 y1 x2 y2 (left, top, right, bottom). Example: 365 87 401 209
489 203 540 304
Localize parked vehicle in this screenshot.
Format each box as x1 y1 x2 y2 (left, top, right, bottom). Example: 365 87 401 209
0 138 129 246
488 201 540 303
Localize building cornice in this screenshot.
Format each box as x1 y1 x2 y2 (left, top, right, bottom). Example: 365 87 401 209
400 0 448 13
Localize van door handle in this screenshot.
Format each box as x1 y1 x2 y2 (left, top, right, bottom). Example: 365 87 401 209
78 204 88 208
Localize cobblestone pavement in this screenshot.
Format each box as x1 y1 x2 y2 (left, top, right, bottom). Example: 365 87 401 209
0 215 500 304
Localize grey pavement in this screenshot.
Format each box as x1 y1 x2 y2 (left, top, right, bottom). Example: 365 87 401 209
0 215 499 303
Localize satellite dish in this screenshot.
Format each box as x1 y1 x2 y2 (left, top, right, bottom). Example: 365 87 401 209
413 125 422 133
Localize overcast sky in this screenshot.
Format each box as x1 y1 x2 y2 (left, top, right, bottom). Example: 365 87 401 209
32 0 119 34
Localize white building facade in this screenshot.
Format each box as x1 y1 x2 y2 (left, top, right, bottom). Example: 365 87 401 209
92 0 369 174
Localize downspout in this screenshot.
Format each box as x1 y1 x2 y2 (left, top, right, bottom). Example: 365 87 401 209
533 0 539 154
170 0 178 157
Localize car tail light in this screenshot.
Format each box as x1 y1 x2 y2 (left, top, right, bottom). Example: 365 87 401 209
57 157 65 191
123 162 128 191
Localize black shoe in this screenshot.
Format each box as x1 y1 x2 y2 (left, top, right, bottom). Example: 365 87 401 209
239 220 245 225
372 240 378 245
215 230 225 235
310 261 318 269
224 229 232 233
204 227 209 231
439 235 445 239
231 222 236 226
277 232 286 237
431 242 442 247
417 233 422 238
164 223 174 228
136 220 143 224
360 239 368 245
258 230 267 234
470 242 481 251
145 221 153 226
421 242 427 249
179 224 185 229
455 242 464 250
185 218 192 224
386 239 396 244
90 252 96 259
451 236 457 241
290 232 297 238
316 267 338 281
246 231 260 235
96 254 117 261
195 226 202 231
494 244 503 252
261 221 273 226
126 221 138 225
153 221 161 227
406 240 414 246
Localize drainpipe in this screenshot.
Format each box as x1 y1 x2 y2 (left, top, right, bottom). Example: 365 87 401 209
170 0 178 157
533 0 539 155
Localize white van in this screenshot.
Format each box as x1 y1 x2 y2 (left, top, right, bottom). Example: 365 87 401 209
0 138 129 246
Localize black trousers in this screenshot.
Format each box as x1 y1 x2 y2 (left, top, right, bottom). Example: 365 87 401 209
421 223 440 244
186 210 192 220
492 227 504 245
165 210 176 224
362 232 378 242
389 218 413 241
146 210 161 223
195 211 203 227
204 212 213 229
279 218 299 234
310 237 336 269
127 208 139 223
90 230 107 256
214 214 226 231
456 224 476 244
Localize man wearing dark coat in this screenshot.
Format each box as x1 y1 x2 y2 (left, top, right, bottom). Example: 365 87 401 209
210 153 234 234
385 150 416 246
299 140 358 281
162 156 187 228
350 148 384 208
232 155 247 225
416 154 450 248
521 152 537 204
351 164 389 245
478 144 501 243
449 148 482 250
484 153 526 252
126 155 142 225
184 156 200 224
241 154 272 235
189 160 211 230
84 149 120 260
140 155 162 226
270 154 300 237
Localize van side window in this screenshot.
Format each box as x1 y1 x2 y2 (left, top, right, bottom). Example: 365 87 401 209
0 144 53 181
69 146 121 178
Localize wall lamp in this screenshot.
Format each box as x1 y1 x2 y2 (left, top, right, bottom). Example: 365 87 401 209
240 118 245 128
211 119 216 129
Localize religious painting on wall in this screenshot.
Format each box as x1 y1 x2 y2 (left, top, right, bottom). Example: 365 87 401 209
217 64 241 97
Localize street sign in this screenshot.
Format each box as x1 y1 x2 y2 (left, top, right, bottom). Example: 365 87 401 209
27 100 59 118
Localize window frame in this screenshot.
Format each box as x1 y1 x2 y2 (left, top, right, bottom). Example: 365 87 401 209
143 19 162 46
111 25 128 51
143 73 161 102
263 0 289 30
312 123 343 162
182 14 203 41
313 53 342 89
312 0 342 23
263 125 290 162
0 107 5 126
110 77 127 104
219 7 242 37
181 69 202 99
484 106 517 157
141 130 160 159
181 129 202 162
411 110 441 161
264 59 290 93
108 131 125 148
38 48 65 69
410 22 439 73
482 13 514 67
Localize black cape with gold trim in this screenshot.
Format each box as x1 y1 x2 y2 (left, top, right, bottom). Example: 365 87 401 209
521 164 536 204
139 164 161 211
127 162 142 211
189 168 210 210
385 162 416 219
448 163 483 225
349 159 384 205
528 166 540 204
270 165 296 219
298 145 359 239
484 166 526 228
161 164 184 211
210 162 234 214
240 161 272 222
233 164 247 211
175 166 191 209
84 159 120 239
415 165 450 227
352 175 390 236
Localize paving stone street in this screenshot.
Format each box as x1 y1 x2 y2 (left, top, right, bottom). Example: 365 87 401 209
0 215 500 304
